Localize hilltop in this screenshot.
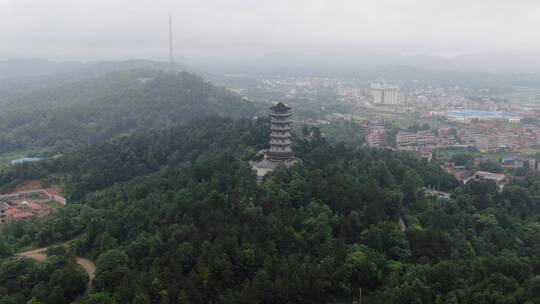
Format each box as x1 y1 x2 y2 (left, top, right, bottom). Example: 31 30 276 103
0 70 257 155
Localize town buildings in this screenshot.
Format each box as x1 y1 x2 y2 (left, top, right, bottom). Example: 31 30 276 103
447 109 522 123
501 156 537 169
473 171 507 190
366 129 386 147
395 130 440 147
416 130 438 146
414 148 433 161
396 131 417 146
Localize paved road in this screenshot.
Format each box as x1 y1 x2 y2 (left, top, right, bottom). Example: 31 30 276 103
17 245 96 292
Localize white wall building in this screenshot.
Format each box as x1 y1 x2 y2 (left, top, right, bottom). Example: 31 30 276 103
369 84 400 105
396 131 417 146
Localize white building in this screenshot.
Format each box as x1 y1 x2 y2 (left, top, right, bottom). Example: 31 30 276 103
369 84 400 105
396 131 417 146
416 130 438 146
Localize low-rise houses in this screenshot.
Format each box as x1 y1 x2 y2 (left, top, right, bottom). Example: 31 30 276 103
416 130 438 146
396 131 417 146
439 134 457 146
498 132 520 150
363 124 387 148
442 161 471 180
476 134 499 153
326 113 353 121
473 171 508 190
366 129 386 147
396 130 440 147
414 148 433 161
501 156 537 170
458 128 482 144
474 156 490 167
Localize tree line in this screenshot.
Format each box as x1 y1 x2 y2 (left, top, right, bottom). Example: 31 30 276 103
0 117 538 303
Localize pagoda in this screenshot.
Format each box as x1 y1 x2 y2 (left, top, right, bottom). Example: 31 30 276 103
267 102 294 161
249 102 299 182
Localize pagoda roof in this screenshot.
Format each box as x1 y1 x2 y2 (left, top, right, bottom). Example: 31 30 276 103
270 102 291 113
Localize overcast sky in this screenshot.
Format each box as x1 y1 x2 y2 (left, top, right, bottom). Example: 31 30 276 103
2 0 540 61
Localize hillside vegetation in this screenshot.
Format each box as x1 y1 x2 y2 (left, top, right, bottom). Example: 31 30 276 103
0 117 538 303
0 70 257 155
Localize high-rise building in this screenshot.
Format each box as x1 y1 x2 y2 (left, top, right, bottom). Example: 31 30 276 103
267 102 294 161
369 84 400 105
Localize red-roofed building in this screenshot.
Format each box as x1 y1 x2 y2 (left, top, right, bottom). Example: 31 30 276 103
366 129 386 147
414 148 433 162
475 122 494 129
6 208 34 220
438 127 450 134
17 201 51 217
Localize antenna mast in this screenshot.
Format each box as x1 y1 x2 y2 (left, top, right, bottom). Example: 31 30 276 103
168 11 175 72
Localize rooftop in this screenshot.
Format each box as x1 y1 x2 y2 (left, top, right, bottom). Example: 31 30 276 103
19 201 43 210
6 208 34 219
475 171 506 182
270 102 291 113
11 157 42 165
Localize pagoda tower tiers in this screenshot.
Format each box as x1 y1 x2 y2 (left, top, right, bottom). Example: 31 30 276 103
267 102 294 161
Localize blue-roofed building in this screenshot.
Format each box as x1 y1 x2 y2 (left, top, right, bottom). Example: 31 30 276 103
11 157 42 165
447 109 522 123
501 156 536 169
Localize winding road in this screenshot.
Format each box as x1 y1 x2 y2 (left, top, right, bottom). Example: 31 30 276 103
17 245 96 292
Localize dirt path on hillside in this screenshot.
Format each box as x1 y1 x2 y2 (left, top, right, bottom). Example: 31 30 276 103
17 245 96 293
17 247 48 261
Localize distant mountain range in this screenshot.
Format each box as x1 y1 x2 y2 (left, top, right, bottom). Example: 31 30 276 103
0 59 195 97
5 54 540 91
5 52 540 81
182 53 540 89
184 51 540 74
0 58 191 80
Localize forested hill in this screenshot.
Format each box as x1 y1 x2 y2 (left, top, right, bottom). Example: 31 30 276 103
1 117 539 303
0 70 257 154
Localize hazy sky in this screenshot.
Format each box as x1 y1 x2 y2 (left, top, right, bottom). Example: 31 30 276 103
2 0 540 61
